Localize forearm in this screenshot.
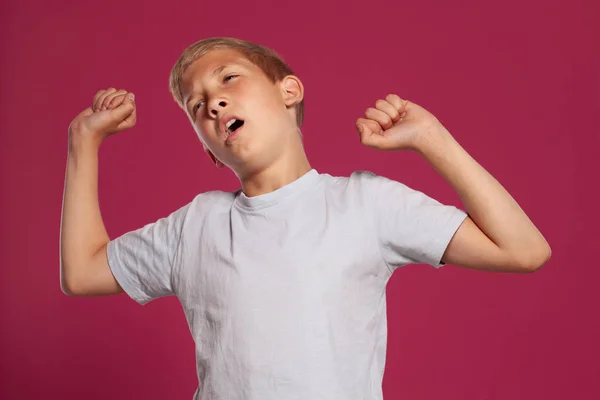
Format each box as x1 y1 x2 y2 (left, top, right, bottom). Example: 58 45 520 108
417 126 551 266
60 139 110 291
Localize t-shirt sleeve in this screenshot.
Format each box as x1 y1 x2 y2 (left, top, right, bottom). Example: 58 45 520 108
106 203 190 305
359 171 468 271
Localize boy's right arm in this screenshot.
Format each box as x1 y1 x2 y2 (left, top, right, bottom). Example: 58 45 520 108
60 88 136 296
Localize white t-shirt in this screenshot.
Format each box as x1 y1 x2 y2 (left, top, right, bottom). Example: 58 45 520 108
107 169 468 400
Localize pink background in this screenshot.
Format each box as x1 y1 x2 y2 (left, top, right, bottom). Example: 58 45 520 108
1 0 599 398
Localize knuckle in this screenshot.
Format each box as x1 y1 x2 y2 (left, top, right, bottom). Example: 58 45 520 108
387 94 402 108
93 91 104 103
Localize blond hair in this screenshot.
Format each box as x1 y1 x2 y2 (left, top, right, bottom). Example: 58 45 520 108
169 37 304 127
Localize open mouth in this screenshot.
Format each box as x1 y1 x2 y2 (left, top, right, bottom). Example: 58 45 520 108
225 118 245 137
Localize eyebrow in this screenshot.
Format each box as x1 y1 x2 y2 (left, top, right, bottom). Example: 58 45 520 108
184 64 232 108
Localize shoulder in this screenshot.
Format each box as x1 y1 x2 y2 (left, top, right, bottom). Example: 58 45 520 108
318 169 374 185
187 189 238 215
319 170 432 213
319 169 402 193
314 170 395 208
160 189 237 237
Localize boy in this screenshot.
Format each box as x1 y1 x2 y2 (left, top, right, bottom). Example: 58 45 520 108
60 37 551 399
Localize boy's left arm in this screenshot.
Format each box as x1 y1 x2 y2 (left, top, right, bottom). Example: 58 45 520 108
356 94 551 273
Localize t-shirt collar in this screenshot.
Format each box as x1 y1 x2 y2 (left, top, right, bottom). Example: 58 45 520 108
235 169 320 210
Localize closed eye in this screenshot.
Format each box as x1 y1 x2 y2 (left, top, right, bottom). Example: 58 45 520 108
224 74 238 83
193 101 205 114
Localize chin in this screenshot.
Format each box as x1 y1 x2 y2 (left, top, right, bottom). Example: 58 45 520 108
224 128 290 168
233 151 283 177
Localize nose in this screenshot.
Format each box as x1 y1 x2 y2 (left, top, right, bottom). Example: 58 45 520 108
208 97 228 117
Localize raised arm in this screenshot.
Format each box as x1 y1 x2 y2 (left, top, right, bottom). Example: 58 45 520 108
60 89 136 296
356 94 550 273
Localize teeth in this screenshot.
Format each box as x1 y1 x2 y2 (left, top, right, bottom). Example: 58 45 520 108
226 119 236 130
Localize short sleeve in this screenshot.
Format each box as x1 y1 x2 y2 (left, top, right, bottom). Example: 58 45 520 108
106 203 190 305
359 171 468 271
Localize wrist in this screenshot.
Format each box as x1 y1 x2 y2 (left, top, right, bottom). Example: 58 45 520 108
414 123 454 157
68 129 102 155
67 134 102 170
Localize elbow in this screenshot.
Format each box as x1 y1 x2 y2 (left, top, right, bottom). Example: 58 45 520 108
60 264 83 296
60 275 78 296
518 243 552 273
61 279 89 297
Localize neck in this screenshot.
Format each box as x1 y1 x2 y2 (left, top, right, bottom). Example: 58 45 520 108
239 142 312 198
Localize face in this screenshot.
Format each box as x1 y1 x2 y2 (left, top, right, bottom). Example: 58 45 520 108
180 49 303 176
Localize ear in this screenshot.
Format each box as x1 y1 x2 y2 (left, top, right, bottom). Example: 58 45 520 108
204 147 225 168
280 75 304 108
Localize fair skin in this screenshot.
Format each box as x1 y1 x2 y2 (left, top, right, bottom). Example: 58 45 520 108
60 89 135 296
60 48 549 297
180 49 311 196
356 96 551 272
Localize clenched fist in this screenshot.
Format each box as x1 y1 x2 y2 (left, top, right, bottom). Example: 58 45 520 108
68 88 136 149
356 94 443 152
